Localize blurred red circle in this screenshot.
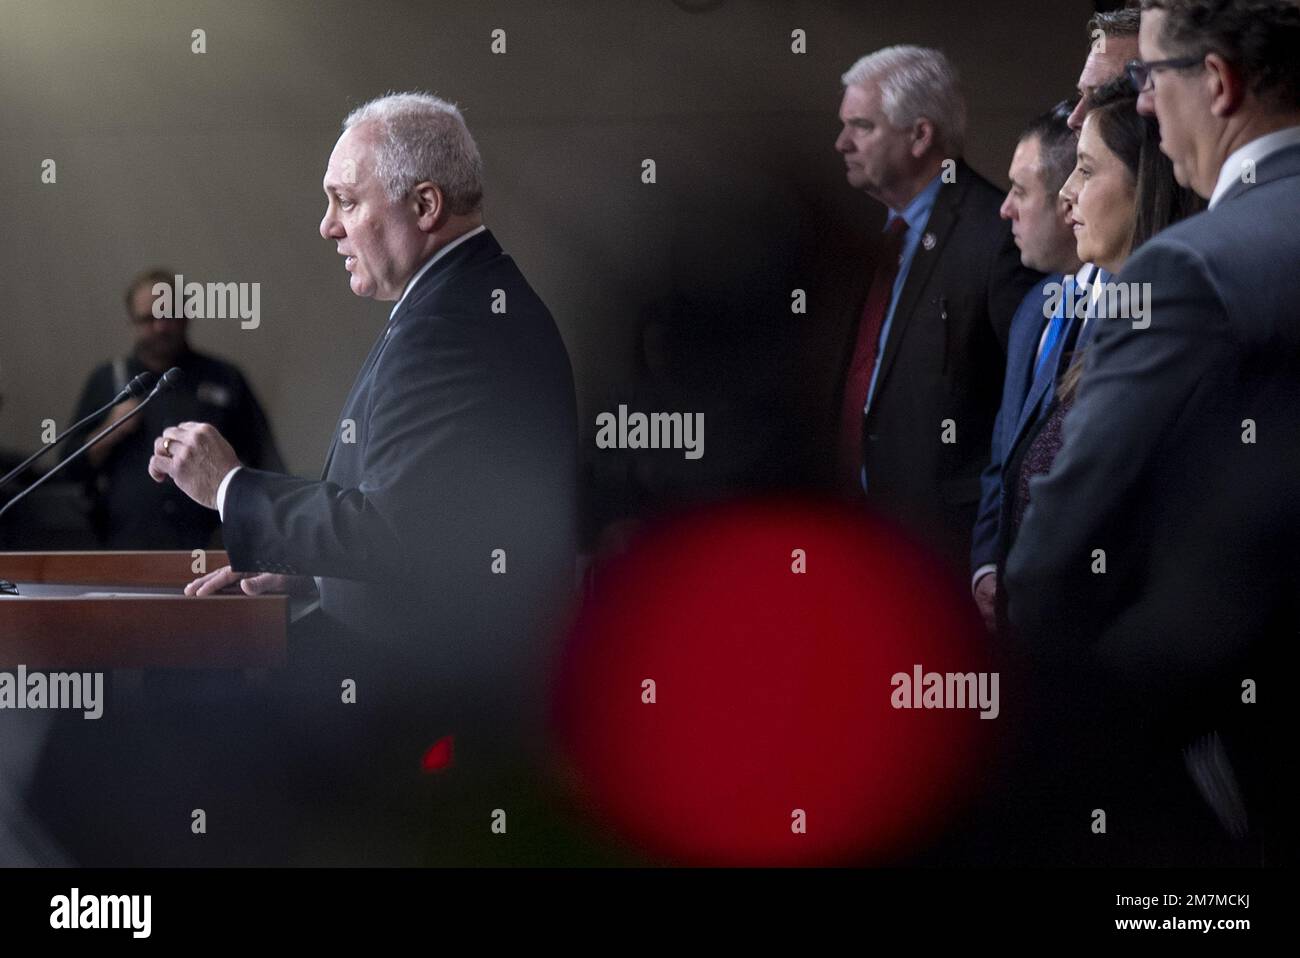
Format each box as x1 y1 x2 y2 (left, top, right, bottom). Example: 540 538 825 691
554 498 997 865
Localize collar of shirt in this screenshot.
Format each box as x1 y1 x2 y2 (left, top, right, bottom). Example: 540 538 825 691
885 172 944 237
1076 262 1111 330
388 224 487 321
1209 124 1300 210
1080 261 1109 297
1035 265 1097 354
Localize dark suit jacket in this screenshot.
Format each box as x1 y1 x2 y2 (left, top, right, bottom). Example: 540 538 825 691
838 160 1042 571
993 280 1106 596
223 228 577 734
970 274 1060 575
1005 143 1300 862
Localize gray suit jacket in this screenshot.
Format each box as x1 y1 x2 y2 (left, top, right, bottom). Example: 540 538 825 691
1004 143 1300 856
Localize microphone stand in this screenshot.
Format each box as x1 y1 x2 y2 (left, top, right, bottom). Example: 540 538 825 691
0 372 155 493
0 369 182 527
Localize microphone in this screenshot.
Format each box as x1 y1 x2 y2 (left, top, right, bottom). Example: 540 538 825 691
0 368 182 523
0 371 155 492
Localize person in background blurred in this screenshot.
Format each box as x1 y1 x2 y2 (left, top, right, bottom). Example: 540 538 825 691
70 267 282 548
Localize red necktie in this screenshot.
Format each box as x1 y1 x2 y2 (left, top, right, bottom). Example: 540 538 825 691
838 217 909 491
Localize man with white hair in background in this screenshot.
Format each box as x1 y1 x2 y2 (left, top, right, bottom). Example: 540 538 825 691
145 92 577 863
833 46 1041 575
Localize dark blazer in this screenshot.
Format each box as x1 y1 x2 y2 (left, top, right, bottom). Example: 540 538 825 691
223 228 577 727
970 274 1060 575
839 160 1042 572
1005 143 1300 862
993 281 1105 587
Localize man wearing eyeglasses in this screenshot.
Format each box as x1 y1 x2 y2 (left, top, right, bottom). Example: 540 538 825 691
69 267 283 548
1007 0 1300 865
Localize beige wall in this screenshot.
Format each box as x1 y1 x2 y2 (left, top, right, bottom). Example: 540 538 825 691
0 0 1089 477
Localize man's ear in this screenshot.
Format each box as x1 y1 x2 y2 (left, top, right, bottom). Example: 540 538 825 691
411 181 446 232
910 118 936 158
1204 52 1246 119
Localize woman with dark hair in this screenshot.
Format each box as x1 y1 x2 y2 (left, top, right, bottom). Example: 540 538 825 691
997 77 1204 618
1054 78 1205 402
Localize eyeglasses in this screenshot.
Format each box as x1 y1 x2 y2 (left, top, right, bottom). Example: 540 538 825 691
1125 55 1205 93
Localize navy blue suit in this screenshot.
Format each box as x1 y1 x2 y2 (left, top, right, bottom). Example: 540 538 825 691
992 267 1107 577
970 274 1061 576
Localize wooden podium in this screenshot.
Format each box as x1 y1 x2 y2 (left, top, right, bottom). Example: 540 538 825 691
0 551 287 669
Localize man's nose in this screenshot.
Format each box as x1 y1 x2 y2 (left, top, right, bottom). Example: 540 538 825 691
1136 89 1156 117
834 129 851 153
320 210 342 240
1067 98 1087 132
999 195 1014 221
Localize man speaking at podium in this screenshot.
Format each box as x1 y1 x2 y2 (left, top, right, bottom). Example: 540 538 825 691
146 92 577 863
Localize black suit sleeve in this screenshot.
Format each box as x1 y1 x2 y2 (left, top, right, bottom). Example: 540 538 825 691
222 310 493 582
1004 239 1230 645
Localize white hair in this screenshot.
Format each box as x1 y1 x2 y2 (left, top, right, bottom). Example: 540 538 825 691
343 91 484 214
841 46 967 156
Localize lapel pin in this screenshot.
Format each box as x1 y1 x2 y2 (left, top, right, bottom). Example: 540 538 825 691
921 232 937 251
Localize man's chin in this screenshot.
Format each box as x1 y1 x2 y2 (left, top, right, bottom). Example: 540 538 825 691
1174 161 1212 199
847 173 881 199
1162 144 1193 188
